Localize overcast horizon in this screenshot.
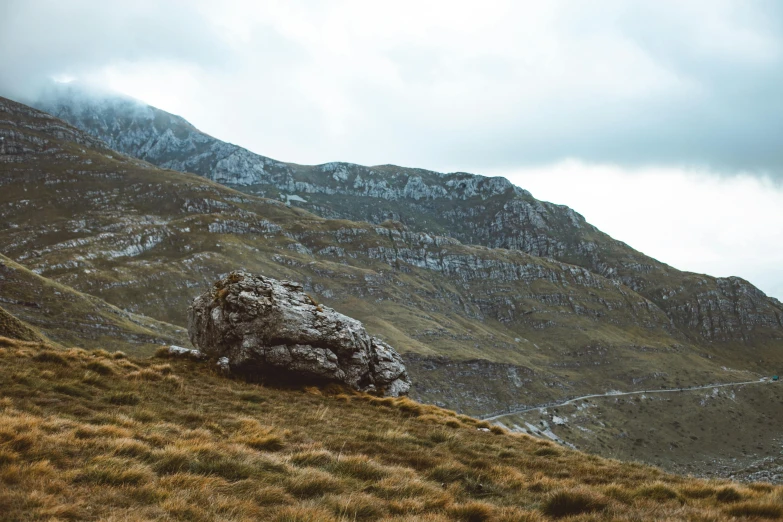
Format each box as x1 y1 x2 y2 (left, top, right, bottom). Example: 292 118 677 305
1 0 782 300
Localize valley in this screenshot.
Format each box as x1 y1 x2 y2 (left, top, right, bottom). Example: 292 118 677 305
494 380 783 484
485 377 775 420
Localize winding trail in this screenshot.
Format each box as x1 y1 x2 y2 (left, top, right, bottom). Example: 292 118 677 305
482 378 778 422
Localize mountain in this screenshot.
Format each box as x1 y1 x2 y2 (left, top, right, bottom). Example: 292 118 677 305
33 85 783 349
3 94 723 408
3 93 783 480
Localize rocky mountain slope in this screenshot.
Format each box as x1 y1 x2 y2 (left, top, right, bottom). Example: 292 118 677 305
3 94 783 480
32 85 783 349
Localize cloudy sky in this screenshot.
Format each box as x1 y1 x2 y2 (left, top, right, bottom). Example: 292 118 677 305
1 0 782 299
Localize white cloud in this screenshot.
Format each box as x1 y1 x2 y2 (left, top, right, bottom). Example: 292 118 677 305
5 0 776 171
495 161 783 299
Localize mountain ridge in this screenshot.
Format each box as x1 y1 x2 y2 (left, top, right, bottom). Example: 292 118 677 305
30 85 783 347
1 94 758 406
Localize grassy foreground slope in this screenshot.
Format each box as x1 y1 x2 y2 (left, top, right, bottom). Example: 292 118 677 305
1 337 782 521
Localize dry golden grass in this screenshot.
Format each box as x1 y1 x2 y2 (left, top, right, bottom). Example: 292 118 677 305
0 336 781 521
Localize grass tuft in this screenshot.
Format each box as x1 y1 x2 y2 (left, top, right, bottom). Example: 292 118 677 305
541 488 608 518
533 446 560 457
81 370 103 385
243 433 285 452
329 454 388 481
327 492 386 520
679 484 718 499
273 505 334 522
85 360 114 375
106 391 141 405
715 485 745 503
75 457 154 486
724 501 783 519
448 501 496 521
32 351 68 365
291 449 335 467
285 469 343 498
634 482 680 502
238 391 267 403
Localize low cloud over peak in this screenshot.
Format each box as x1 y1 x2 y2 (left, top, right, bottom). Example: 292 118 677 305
1 0 782 175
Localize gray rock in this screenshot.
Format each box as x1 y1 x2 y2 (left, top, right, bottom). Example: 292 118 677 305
216 356 230 374
187 271 411 396
167 345 205 359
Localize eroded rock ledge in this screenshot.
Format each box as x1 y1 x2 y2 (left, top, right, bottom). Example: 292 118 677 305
187 271 411 396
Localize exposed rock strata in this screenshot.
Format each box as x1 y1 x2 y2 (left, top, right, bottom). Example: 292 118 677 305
187 271 411 396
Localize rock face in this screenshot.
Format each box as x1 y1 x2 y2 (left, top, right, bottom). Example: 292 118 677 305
187 271 411 396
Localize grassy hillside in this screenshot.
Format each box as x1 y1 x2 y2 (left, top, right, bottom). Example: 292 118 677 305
0 305 44 342
495 381 783 484
1 336 782 521
0 254 186 353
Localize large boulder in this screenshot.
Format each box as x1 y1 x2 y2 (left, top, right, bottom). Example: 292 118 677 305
187 271 411 396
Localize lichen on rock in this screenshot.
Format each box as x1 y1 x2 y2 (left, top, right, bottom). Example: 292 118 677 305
187 271 411 396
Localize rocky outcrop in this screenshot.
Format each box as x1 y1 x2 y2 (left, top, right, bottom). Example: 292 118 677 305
187 271 411 396
166 345 206 360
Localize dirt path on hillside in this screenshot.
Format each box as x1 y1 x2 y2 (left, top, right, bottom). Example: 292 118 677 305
482 378 778 422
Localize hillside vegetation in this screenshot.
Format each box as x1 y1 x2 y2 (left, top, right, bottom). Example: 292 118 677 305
0 253 186 352
0 306 44 342
494 381 783 484
2 336 782 521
